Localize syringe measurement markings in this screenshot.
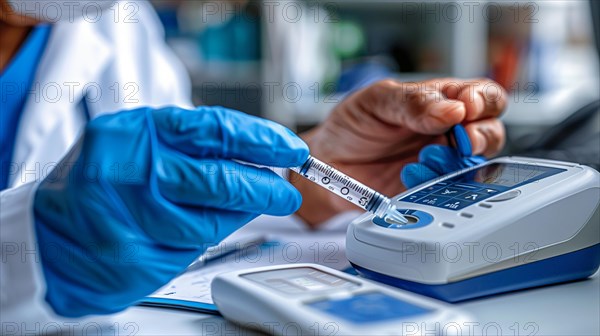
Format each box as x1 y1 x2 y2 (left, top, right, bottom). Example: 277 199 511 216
293 155 408 225
329 169 370 197
310 161 372 197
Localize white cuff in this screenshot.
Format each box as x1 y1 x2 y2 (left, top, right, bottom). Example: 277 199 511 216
0 183 59 329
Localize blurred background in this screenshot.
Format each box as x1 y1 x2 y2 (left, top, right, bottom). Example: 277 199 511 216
150 0 599 159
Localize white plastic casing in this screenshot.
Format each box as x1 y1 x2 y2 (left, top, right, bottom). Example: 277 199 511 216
346 156 600 284
212 263 472 336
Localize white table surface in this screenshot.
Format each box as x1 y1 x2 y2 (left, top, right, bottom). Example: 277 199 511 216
107 214 600 336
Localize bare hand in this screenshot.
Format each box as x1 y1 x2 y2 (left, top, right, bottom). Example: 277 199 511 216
292 78 507 228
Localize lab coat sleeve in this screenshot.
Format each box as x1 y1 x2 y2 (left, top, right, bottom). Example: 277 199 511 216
0 183 113 333
122 0 193 108
0 182 56 329
88 0 193 118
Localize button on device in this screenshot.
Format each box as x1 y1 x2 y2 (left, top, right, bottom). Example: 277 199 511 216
440 199 472 210
372 209 434 229
422 185 444 193
487 189 521 202
453 183 482 191
416 196 451 207
432 187 467 198
460 192 487 202
400 192 428 203
482 188 500 194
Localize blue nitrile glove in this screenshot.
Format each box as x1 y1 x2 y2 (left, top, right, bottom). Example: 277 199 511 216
33 106 308 317
401 145 486 189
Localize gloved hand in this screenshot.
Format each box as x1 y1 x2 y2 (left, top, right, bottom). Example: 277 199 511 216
33 106 308 317
401 145 486 189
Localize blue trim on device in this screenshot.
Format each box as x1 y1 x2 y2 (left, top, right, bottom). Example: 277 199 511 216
351 244 600 302
372 209 434 229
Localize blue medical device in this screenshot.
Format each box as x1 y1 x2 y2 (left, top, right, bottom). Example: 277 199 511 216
347 155 600 302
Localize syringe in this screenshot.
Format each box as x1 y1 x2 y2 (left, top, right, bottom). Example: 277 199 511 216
290 155 408 225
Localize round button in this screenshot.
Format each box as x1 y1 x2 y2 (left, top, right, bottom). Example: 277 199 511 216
372 209 434 229
487 189 521 202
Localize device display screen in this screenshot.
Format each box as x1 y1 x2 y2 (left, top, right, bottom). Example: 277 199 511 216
400 162 566 211
473 163 553 187
242 267 360 295
307 292 432 325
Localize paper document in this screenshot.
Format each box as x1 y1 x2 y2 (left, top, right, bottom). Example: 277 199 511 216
140 212 357 313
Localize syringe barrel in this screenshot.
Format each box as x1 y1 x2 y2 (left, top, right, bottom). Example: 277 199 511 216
290 155 386 213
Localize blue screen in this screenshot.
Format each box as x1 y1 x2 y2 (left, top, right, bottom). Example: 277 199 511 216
400 163 566 211
307 292 432 325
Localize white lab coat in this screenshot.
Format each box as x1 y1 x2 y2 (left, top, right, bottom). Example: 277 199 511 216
0 1 192 329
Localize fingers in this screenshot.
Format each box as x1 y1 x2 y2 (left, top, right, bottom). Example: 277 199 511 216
152 106 309 167
127 198 258 247
166 207 260 246
200 209 259 243
400 144 489 189
403 78 506 134
157 153 302 216
170 205 259 244
464 118 506 156
358 80 466 135
401 163 438 189
437 78 507 122
354 78 506 135
417 145 462 174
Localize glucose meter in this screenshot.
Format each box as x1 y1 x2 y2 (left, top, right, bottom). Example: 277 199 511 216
212 263 471 336
347 156 600 302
